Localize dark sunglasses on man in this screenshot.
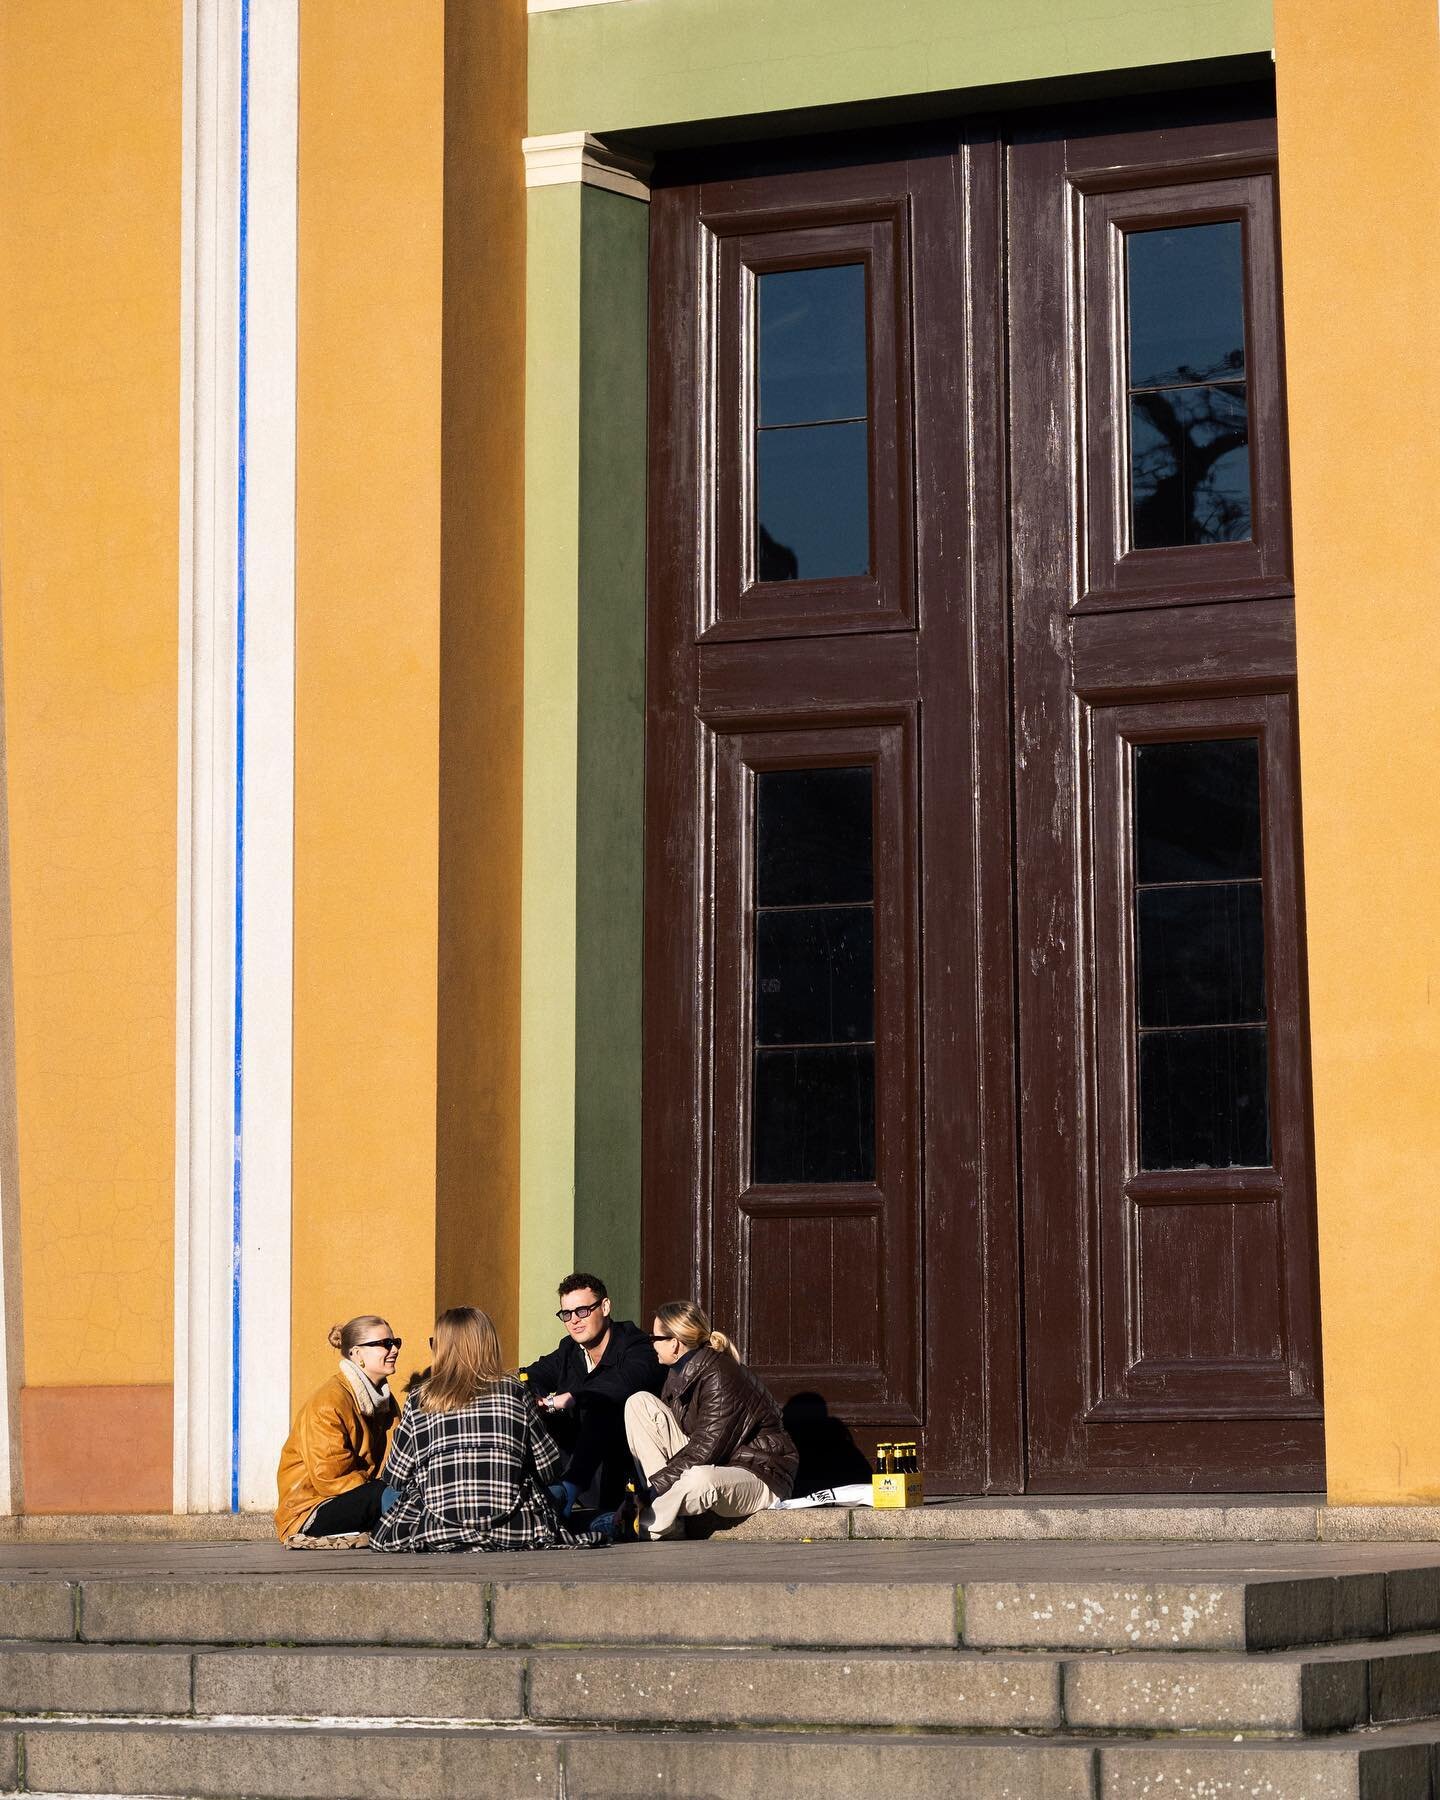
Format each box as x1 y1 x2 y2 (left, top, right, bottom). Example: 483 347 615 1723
556 1301 605 1322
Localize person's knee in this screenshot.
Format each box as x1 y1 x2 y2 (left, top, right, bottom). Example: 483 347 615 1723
672 1469 721 1515
712 1481 768 1519
622 1389 658 1461
623 1390 662 1449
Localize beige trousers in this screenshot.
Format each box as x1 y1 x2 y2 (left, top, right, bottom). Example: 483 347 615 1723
623 1390 777 1539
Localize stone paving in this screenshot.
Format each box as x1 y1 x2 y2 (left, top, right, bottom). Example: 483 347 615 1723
4 1533 1440 1584
6 1493 1440 1547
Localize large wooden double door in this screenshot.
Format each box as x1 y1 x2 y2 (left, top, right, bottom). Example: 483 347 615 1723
642 93 1324 1492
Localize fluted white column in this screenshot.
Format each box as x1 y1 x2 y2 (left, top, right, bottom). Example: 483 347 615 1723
174 0 295 1515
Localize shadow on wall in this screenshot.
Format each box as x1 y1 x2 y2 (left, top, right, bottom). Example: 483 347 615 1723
782 1390 873 1495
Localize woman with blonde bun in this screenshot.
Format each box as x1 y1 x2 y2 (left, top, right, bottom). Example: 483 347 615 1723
370 1306 606 1553
608 1300 797 1541
274 1315 401 1547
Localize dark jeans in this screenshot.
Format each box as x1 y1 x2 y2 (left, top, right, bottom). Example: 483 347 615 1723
543 1397 634 1512
301 1480 386 1537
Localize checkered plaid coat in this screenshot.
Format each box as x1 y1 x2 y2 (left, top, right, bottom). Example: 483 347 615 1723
369 1375 605 1554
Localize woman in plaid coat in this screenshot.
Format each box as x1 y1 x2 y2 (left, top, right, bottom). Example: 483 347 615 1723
371 1307 605 1554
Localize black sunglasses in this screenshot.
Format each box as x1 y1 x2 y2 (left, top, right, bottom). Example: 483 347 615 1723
355 1338 402 1352
556 1301 605 1322
648 1332 675 1344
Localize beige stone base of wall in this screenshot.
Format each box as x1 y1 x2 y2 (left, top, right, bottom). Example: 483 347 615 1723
0 1511 271 1542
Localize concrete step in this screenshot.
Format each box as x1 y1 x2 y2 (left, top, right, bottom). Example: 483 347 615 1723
6 1719 1440 1799
5 1636 1440 1736
4 1532 1440 1655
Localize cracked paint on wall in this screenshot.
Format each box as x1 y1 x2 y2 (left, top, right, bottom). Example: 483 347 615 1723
0 0 181 1389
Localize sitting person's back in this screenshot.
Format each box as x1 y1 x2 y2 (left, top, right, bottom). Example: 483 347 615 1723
660 1340 797 1498
371 1306 604 1554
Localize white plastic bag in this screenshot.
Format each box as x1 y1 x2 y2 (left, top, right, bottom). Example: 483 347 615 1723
771 1482 874 1509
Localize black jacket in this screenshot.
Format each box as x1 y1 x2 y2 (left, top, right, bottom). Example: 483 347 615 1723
653 1344 797 1500
523 1318 662 1415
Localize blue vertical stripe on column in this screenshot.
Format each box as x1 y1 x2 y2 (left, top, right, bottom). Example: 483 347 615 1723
231 0 250 1515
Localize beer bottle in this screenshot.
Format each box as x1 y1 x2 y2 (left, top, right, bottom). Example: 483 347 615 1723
875 1442 892 1475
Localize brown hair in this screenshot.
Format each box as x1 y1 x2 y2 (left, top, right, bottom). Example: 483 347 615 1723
328 1315 388 1356
419 1306 506 1412
557 1270 607 1301
654 1299 738 1360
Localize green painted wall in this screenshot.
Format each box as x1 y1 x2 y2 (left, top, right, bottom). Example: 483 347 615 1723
518 179 649 1362
519 180 583 1362
530 0 1273 138
573 184 648 1327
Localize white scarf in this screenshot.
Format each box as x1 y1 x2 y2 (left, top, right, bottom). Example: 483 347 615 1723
338 1358 392 1418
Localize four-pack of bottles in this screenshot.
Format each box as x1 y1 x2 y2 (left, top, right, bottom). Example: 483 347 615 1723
871 1440 924 1509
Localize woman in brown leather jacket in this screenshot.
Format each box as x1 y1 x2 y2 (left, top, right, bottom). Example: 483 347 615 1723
613 1300 798 1540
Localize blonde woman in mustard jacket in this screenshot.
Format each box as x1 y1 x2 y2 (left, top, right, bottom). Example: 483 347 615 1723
274 1315 401 1546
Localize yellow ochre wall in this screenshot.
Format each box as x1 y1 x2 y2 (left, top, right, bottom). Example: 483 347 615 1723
435 0 528 1364
291 0 446 1410
1275 0 1440 1501
0 0 180 1500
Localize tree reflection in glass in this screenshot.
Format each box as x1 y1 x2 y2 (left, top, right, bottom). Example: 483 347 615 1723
1125 221 1253 548
1131 381 1250 547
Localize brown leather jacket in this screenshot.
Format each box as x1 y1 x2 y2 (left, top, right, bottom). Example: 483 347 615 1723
652 1344 798 1500
274 1371 396 1540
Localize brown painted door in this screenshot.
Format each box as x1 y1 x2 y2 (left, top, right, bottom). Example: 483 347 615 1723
643 137 1022 1493
1008 101 1323 1489
643 93 1323 1493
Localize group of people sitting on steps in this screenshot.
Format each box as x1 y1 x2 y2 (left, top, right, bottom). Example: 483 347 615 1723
274 1273 799 1551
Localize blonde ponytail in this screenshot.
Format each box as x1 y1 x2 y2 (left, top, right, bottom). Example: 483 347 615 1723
655 1300 741 1361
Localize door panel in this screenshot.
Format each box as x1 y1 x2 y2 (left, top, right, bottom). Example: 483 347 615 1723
710 720 920 1419
1009 103 1323 1489
643 140 1022 1491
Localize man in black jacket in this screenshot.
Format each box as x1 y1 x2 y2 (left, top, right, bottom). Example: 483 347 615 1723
523 1272 662 1516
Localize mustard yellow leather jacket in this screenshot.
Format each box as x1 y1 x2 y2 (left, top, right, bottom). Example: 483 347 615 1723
274 1370 396 1540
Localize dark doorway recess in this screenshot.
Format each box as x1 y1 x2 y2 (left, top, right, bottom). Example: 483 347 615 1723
642 92 1323 1494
